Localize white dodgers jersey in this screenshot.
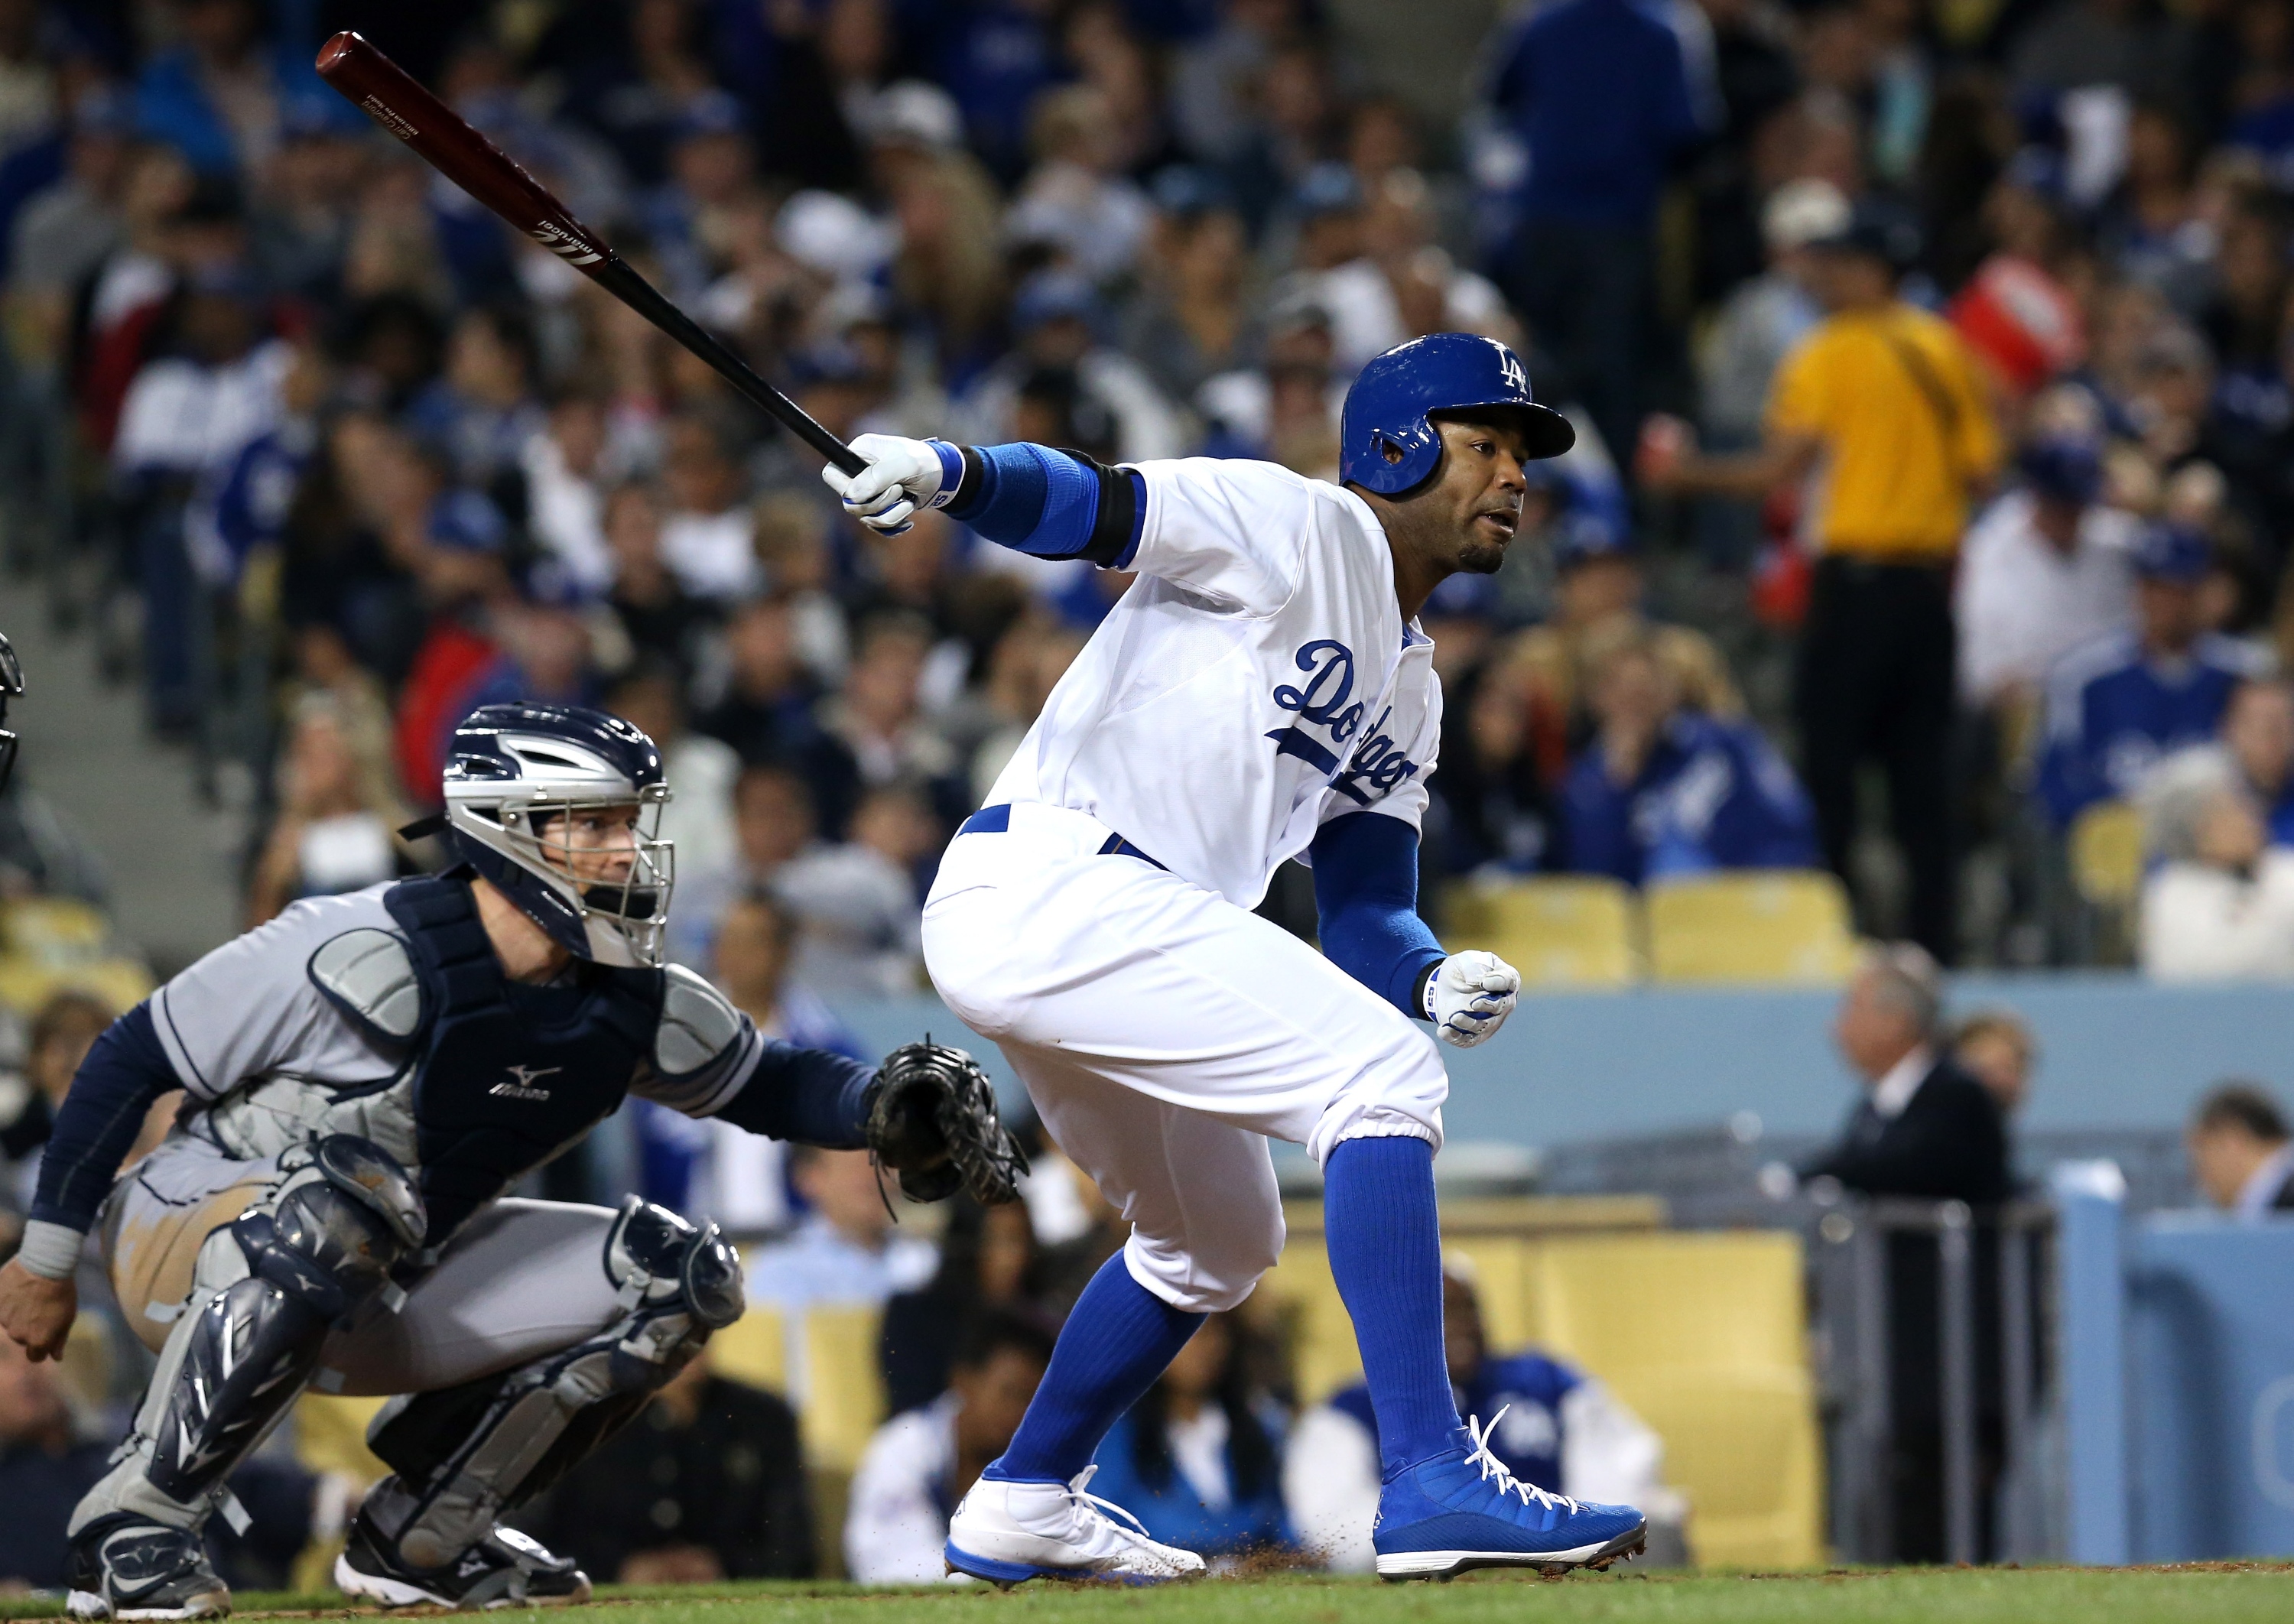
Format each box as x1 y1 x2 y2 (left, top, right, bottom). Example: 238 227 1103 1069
987 456 1441 908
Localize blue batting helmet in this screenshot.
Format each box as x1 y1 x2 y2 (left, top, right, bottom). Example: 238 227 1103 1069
1340 333 1574 496
441 702 674 966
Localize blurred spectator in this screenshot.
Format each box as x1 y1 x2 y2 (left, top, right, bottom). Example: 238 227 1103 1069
602 480 713 678
694 599 835 777
1429 654 1558 878
0 1332 107 1590
1 990 120 1204
742 1146 937 1312
244 691 418 926
671 762 818 966
2220 677 2294 843
2136 747 2294 981
1698 177 1850 463
1647 200 2000 962
1803 944 2013 1203
135 0 364 177
2186 1082 2294 1216
879 1196 1045 1418
1287 1258 1679 1573
845 1309 1057 1583
408 304 544 502
608 662 739 887
1956 430 2140 724
1496 525 1741 782
1946 151 2088 404
1487 0 1708 460
1951 1009 2039 1120
525 1354 814 1583
775 782 931 996
1803 942 2013 1564
658 414 759 601
817 612 963 824
1084 1311 1291 1561
957 268 1187 462
1125 167 1255 406
640 892 866 1233
2036 525 2266 830
525 394 616 597
1559 631 1817 884
1007 84 1153 281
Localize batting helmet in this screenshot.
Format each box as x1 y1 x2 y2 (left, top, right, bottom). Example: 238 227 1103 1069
440 702 674 966
1340 333 1574 496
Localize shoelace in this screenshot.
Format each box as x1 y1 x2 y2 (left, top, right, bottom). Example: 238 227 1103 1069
1464 1409 1580 1514
1061 1465 1168 1552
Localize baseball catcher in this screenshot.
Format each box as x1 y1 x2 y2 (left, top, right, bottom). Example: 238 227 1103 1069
0 701 1022 1617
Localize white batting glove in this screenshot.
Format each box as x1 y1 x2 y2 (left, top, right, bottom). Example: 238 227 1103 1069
1423 950 1521 1048
820 433 950 536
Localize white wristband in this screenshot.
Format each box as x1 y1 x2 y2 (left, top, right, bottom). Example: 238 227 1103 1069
15 1218 86 1280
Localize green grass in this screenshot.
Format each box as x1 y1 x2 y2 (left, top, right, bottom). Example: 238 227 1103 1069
6 1568 2292 1624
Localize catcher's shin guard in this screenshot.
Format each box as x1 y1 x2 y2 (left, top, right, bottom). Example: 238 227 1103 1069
73 1137 424 1538
356 1198 741 1570
866 1038 1028 1203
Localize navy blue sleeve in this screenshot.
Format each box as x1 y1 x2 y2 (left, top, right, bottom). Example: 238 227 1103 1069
31 1002 180 1233
944 441 1146 568
1310 812 1448 1021
710 1038 876 1147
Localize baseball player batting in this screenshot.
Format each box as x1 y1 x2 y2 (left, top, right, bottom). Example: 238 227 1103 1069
0 702 1023 1616
824 331 1650 1583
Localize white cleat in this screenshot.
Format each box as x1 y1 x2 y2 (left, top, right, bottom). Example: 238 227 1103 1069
943 1466 1207 1586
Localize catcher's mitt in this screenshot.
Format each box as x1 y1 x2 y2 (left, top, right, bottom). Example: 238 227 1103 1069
864 1038 1028 1205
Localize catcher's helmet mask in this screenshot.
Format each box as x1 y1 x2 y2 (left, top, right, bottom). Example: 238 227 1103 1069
440 702 674 967
1340 332 1575 499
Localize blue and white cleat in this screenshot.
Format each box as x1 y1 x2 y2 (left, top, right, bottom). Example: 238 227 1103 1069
1373 1410 1649 1580
944 1466 1207 1586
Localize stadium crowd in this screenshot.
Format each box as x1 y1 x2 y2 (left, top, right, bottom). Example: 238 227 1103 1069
14 0 2294 1587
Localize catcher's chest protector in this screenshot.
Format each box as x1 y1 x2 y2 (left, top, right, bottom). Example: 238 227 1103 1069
382 875 661 1246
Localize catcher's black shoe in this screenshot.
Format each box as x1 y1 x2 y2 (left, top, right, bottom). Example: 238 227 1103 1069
66 1517 231 1620
333 1509 591 1610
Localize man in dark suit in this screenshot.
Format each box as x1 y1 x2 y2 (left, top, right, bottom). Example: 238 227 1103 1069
1804 944 2013 1204
2187 1083 2294 1218
1803 944 2015 1564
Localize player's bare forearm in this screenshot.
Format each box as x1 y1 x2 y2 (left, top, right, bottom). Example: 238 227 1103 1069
0 1255 78 1360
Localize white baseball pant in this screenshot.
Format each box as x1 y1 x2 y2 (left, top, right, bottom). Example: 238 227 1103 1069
923 802 1448 1314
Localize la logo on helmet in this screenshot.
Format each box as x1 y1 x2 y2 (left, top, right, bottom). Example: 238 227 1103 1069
1498 349 1526 393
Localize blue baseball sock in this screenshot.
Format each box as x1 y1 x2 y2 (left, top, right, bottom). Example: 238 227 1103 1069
1324 1135 1464 1477
984 1250 1204 1484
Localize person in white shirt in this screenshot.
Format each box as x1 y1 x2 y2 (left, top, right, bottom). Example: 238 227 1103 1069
846 1311 1057 1583
1956 435 2137 716
2137 748 2294 982
657 414 760 600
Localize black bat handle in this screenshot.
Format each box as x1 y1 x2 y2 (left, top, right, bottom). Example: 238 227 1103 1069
590 257 868 477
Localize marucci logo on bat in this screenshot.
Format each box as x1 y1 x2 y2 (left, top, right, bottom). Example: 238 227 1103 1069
528 222 603 266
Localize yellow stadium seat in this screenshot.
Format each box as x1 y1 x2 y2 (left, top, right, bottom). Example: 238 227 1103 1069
2069 798 2144 907
1519 1230 1824 1569
709 1303 789 1395
1441 876 1640 988
1643 870 1855 986
2 896 111 953
292 1392 390 1483
800 1305 885 1473
0 953 154 1017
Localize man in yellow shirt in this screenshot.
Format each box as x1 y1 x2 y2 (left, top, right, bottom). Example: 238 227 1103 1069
1644 200 2002 962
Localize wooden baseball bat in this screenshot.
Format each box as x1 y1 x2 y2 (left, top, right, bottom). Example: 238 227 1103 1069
316 30 867 476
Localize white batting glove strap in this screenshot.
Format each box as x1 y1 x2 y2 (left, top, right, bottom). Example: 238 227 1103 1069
819 433 955 536
1424 950 1521 1048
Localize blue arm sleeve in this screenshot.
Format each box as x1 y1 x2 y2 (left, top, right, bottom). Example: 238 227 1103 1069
1310 812 1448 1021
710 1039 876 1148
31 1002 179 1233
944 441 1146 568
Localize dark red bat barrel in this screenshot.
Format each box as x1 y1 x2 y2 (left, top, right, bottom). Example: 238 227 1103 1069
315 31 612 274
